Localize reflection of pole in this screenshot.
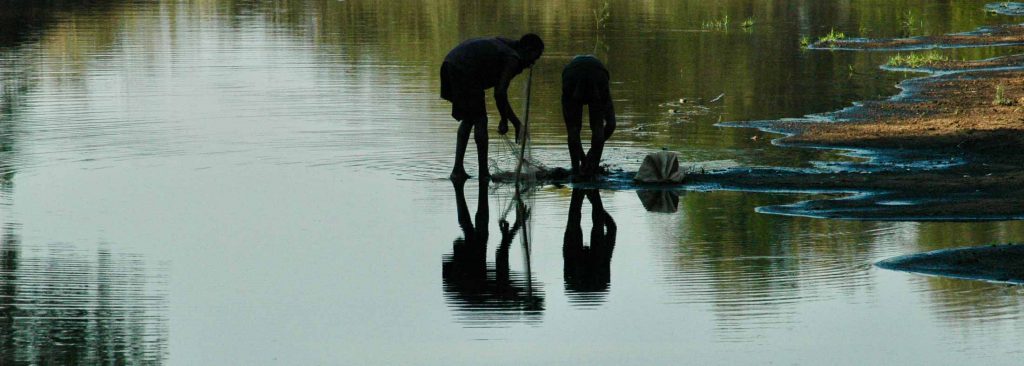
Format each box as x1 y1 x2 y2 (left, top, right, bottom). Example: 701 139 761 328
512 68 532 303
516 184 532 302
514 67 533 188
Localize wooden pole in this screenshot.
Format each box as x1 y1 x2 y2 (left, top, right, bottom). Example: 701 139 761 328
513 67 533 188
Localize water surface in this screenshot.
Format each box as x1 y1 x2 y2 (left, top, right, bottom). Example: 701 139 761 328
2 0 1024 364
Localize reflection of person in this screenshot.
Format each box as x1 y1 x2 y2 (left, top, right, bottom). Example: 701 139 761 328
563 189 617 295
441 180 543 321
442 179 489 296
440 34 545 180
562 55 616 179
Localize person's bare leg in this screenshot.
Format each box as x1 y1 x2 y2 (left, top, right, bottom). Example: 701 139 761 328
472 116 490 181
562 98 585 176
451 120 472 180
583 103 606 177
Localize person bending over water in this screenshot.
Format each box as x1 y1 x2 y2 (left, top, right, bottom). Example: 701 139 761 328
441 34 545 180
562 55 616 179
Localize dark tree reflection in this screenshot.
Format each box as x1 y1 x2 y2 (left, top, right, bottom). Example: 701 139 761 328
0 225 18 365
0 225 167 364
0 0 121 48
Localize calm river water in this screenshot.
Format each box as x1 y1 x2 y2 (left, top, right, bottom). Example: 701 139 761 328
2 0 1024 364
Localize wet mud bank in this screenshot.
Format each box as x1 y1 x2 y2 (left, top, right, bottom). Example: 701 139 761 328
711 7 1024 220
986 2 1024 16
685 167 1024 220
877 244 1024 284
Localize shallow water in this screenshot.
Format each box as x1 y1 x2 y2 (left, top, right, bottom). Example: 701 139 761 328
2 0 1024 364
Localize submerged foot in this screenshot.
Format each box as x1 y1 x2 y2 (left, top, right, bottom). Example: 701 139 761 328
574 163 598 182
571 172 596 182
449 169 470 181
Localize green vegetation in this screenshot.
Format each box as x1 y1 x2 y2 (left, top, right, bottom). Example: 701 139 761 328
593 0 610 31
993 84 1014 106
820 28 845 43
702 14 729 30
901 10 926 35
741 17 754 28
801 29 848 48
858 25 871 37
810 28 846 48
886 51 949 68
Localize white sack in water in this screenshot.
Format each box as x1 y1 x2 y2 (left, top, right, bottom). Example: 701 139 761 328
634 151 685 183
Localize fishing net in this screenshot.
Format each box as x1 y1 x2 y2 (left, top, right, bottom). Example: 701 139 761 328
488 66 549 187
491 103 538 224
489 133 545 184
488 69 540 302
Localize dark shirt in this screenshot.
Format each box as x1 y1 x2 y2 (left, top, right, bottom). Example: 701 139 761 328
443 37 523 91
562 55 610 104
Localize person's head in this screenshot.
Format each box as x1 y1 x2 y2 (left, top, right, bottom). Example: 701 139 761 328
517 33 544 67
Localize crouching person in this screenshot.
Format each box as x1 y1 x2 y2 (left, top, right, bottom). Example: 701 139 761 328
561 55 616 179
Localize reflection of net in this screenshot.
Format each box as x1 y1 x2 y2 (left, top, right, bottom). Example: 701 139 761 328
491 156 542 315
492 141 535 227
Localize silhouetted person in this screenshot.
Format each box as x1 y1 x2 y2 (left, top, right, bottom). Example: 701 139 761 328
562 55 616 179
441 34 545 180
563 189 617 296
442 180 544 322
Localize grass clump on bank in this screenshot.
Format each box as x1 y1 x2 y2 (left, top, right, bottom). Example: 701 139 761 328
886 51 949 68
809 28 846 48
993 84 1014 106
819 28 845 43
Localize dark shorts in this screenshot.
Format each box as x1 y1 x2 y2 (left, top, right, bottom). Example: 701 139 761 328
440 62 486 121
562 55 610 105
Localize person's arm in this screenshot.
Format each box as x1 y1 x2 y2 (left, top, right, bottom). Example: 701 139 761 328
495 57 522 139
602 86 616 142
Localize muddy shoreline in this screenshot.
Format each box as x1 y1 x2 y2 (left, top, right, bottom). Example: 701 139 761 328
722 6 1024 281
812 23 1024 50
877 244 1024 284
705 13 1024 221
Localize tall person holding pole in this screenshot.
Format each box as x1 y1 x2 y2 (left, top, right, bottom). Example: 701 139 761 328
440 34 545 181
